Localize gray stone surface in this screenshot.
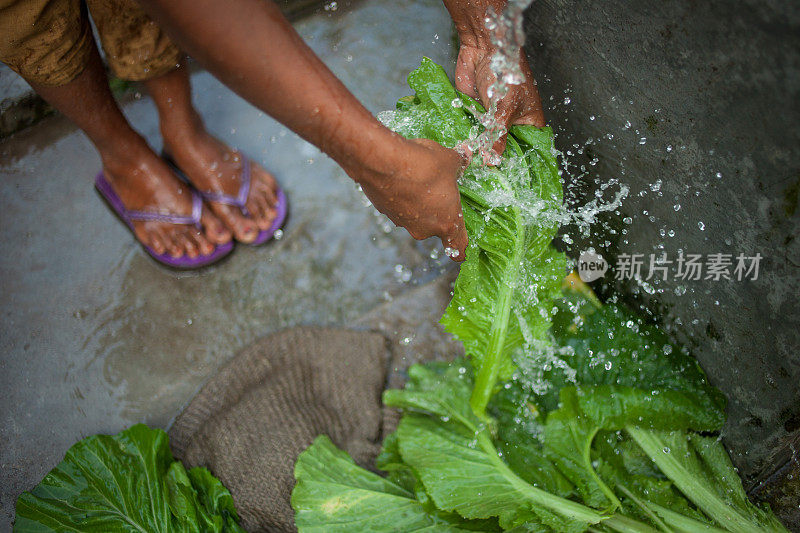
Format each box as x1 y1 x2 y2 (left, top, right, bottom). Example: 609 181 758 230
0 65 53 138
0 0 457 527
525 0 800 482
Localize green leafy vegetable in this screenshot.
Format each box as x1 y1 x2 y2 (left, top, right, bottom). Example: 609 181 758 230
543 295 727 430
385 364 606 532
292 435 487 532
626 429 788 533
539 295 786 532
14 424 244 533
291 58 788 533
382 57 566 418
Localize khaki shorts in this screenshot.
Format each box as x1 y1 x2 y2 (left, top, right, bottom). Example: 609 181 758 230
0 0 181 86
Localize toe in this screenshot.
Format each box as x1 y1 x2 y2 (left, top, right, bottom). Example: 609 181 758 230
248 186 273 231
181 231 199 259
200 208 233 245
253 166 279 205
150 230 168 256
193 231 215 256
167 234 184 258
248 169 278 231
215 203 258 243
135 223 169 256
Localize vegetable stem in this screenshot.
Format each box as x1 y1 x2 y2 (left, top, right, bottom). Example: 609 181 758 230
603 514 662 533
470 177 527 418
616 483 673 533
625 427 775 533
476 430 607 525
644 502 729 533
579 424 622 510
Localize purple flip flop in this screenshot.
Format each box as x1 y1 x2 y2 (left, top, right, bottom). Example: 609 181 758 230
165 152 288 246
95 172 234 269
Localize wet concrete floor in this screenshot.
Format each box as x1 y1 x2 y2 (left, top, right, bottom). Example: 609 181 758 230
0 0 458 526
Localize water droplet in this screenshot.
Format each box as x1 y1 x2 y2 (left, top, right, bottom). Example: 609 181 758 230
698 221 705 231
444 247 460 258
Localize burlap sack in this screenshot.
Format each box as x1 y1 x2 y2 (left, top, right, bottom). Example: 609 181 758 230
168 326 390 532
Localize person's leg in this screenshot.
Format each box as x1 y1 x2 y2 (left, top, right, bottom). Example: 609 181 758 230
143 64 280 243
86 0 279 243
29 50 232 258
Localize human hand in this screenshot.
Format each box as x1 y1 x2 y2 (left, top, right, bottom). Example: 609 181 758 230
441 0 545 159
341 136 469 262
455 44 545 158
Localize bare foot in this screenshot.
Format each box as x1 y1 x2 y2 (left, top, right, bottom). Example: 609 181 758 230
101 144 232 259
163 130 280 244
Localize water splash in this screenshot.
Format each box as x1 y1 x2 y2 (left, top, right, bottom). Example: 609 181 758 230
460 0 534 164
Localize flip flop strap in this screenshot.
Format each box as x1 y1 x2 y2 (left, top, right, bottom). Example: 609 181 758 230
199 156 252 217
124 190 203 229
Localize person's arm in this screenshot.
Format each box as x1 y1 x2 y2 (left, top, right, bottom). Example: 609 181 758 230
137 0 467 260
442 0 545 155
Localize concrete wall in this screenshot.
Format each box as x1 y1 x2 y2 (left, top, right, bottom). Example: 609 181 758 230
524 0 800 491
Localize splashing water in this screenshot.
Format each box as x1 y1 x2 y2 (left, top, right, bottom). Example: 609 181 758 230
459 0 534 165
462 0 631 237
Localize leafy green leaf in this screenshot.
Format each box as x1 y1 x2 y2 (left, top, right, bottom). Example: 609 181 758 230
542 388 620 511
383 361 480 431
626 429 788 533
538 294 726 432
187 468 245 533
593 430 714 530
291 436 491 532
395 414 603 532
14 424 243 532
374 431 418 494
488 383 574 498
382 57 566 418
384 362 607 531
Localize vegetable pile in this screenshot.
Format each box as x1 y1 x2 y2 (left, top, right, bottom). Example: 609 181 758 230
290 59 788 532
14 424 244 532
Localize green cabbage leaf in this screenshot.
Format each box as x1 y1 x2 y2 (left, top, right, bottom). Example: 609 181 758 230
14 424 244 533
382 57 566 418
